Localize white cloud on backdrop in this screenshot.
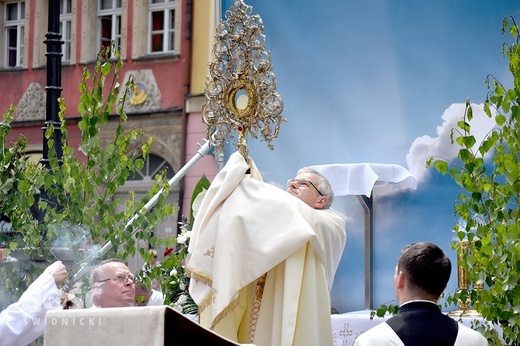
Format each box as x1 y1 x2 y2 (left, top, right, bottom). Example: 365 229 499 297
406 103 496 183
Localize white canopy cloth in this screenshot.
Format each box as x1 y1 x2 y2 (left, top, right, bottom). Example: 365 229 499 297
310 163 417 197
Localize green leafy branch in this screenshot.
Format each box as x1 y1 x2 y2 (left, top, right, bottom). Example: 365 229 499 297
138 175 211 315
427 17 520 345
0 42 177 308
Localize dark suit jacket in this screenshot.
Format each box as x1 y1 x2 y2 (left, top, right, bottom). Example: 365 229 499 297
386 301 458 346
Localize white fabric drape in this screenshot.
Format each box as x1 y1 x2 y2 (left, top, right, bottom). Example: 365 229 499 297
310 163 416 197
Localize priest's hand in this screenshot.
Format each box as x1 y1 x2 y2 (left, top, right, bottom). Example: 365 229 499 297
44 261 69 284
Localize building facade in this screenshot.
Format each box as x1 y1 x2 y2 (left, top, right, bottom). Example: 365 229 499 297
0 0 220 267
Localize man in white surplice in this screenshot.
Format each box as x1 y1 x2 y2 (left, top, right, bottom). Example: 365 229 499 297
0 261 68 346
186 152 347 346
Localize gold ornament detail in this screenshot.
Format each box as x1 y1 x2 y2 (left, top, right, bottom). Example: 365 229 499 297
130 83 147 106
448 239 483 318
202 0 286 160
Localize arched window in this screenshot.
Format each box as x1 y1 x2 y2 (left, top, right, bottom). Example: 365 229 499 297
128 154 175 182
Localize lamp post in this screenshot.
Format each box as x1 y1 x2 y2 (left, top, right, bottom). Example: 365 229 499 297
38 0 63 223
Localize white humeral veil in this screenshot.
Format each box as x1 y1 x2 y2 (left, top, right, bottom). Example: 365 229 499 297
186 152 347 346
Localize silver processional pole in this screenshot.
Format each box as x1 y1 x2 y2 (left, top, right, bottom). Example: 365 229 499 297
66 136 215 288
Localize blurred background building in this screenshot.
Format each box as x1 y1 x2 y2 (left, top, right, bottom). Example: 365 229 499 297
0 0 221 271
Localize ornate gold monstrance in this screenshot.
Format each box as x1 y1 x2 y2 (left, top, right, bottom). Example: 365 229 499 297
202 0 286 161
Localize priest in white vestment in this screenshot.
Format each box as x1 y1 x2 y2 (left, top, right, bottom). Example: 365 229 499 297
186 152 347 346
0 261 67 346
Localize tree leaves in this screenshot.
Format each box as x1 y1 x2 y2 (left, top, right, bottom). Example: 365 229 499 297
0 42 177 308
426 17 520 345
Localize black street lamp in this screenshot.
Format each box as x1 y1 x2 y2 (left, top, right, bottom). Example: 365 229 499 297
39 0 63 223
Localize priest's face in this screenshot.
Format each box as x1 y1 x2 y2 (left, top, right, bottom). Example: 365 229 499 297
286 172 325 209
93 262 136 308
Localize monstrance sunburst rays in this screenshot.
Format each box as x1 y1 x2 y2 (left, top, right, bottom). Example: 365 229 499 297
202 0 286 161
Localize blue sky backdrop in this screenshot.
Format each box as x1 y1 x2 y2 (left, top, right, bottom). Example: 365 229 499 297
220 0 520 312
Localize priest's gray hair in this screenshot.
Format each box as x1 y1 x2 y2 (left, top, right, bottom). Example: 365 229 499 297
297 167 334 209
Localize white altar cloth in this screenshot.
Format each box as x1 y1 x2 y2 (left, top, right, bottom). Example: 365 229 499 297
332 310 388 346
310 163 416 197
331 309 490 346
44 306 243 345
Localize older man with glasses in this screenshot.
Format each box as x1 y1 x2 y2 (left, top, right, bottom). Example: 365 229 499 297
90 259 136 308
187 152 346 346
286 166 334 210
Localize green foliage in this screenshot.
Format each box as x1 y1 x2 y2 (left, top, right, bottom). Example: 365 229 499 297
427 17 520 345
189 174 211 226
138 176 210 314
0 106 41 239
0 107 43 309
370 303 399 319
0 43 176 308
38 45 176 261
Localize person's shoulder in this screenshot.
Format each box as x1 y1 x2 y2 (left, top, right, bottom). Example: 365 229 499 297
147 290 165 306
455 323 488 346
317 207 346 229
354 322 404 346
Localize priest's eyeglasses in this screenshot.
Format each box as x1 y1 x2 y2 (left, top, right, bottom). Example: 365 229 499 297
96 273 135 284
286 178 324 196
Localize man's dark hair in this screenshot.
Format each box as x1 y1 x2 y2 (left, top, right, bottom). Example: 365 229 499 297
397 242 451 297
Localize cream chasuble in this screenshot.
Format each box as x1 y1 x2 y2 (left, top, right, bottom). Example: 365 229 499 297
186 152 347 346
